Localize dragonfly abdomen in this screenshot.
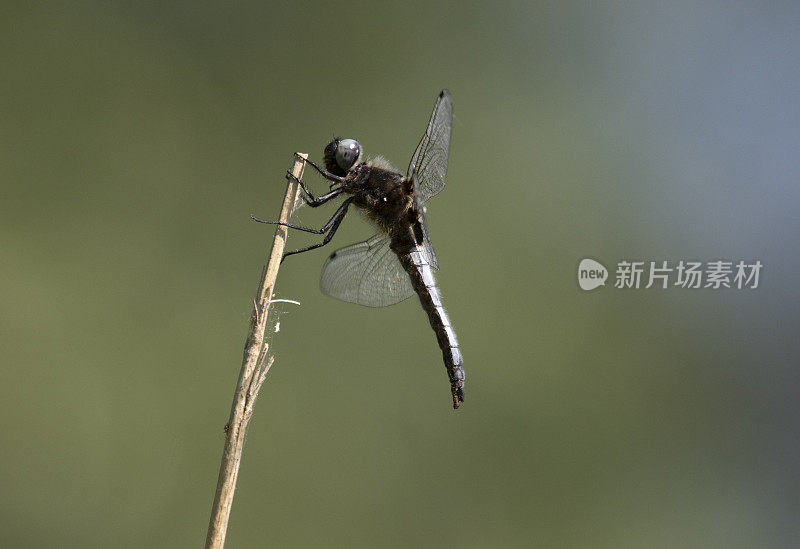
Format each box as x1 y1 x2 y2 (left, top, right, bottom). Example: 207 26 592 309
399 247 465 409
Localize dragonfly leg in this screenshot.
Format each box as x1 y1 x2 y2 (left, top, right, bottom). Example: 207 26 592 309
286 171 343 207
281 198 353 261
294 153 345 184
251 198 353 261
250 215 326 234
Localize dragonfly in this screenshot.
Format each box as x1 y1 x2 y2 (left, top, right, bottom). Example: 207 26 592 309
253 90 464 408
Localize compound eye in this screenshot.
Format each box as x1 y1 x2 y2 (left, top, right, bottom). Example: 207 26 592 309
335 139 360 171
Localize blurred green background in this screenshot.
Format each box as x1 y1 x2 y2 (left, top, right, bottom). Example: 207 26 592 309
2 2 799 547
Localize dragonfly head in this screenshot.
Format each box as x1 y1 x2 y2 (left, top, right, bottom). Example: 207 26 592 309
324 138 362 176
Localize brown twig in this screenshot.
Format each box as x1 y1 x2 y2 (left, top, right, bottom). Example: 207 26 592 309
205 153 306 549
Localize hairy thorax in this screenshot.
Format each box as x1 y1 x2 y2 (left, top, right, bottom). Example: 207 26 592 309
344 161 415 238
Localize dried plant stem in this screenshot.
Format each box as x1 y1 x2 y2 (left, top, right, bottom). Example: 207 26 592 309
205 153 306 549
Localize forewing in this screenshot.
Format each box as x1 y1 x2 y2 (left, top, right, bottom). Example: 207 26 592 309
406 89 453 203
320 233 415 307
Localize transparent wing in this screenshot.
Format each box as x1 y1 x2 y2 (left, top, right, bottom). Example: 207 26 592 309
320 233 415 307
406 89 453 203
411 170 439 270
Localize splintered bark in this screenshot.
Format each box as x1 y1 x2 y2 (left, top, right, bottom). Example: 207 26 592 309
205 153 306 549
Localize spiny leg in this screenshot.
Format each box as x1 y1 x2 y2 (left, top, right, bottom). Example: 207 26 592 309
251 193 350 234
250 215 326 234
285 171 342 207
285 170 321 205
294 153 345 184
281 199 352 260
251 197 353 261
